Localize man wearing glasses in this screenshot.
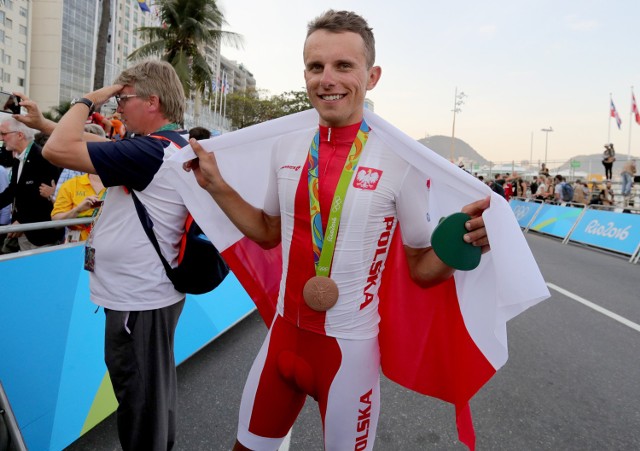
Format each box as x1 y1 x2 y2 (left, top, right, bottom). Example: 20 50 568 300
15 60 190 450
0 118 62 251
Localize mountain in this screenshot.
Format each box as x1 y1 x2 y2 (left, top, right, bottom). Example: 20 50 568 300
556 153 639 175
418 135 489 166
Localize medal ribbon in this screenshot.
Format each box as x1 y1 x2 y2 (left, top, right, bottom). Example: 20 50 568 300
308 120 370 277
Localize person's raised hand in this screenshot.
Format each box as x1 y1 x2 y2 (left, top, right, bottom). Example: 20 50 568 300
461 196 491 254
183 138 224 195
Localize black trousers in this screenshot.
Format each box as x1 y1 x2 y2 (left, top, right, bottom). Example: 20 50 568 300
104 299 185 451
603 161 613 179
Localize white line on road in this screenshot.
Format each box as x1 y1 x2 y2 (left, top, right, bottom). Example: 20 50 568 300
547 282 640 333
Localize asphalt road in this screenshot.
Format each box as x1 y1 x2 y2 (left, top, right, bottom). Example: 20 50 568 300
66 233 640 450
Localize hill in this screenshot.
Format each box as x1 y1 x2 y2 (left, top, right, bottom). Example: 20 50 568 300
417 135 489 166
556 153 639 175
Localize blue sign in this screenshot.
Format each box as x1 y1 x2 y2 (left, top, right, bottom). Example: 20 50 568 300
568 209 640 255
529 204 583 238
509 199 542 228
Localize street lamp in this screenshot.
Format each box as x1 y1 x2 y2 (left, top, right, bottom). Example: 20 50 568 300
450 87 467 162
541 126 553 166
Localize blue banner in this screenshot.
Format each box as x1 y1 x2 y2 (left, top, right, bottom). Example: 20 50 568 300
509 199 542 228
528 204 584 238
568 209 640 255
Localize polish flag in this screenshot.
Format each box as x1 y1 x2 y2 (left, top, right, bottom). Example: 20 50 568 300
168 110 549 450
632 92 640 125
611 99 622 129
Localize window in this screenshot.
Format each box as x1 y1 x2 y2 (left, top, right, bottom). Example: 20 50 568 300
2 54 10 65
3 73 10 83
18 59 25 70
18 77 24 87
0 30 4 43
19 7 27 18
0 11 5 24
5 18 12 30
4 0 13 10
19 25 26 36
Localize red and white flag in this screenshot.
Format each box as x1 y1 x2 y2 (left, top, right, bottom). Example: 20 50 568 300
632 92 640 125
168 110 549 449
611 98 622 129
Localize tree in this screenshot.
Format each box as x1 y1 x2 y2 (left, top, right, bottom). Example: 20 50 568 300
42 101 72 122
93 0 111 90
129 0 241 97
224 89 312 129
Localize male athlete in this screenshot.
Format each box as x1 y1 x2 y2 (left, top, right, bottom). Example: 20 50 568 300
187 10 490 450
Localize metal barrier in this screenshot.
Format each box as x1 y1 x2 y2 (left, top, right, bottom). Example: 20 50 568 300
509 197 640 263
0 380 27 451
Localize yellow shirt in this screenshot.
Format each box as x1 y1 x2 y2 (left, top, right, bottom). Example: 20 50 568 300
51 174 106 241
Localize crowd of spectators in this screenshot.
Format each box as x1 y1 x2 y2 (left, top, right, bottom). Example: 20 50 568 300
471 161 636 211
0 101 213 254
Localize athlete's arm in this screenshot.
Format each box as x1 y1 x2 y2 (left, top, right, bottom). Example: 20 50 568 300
404 197 490 287
185 138 281 249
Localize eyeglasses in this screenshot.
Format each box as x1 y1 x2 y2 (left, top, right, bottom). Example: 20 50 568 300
0 131 18 137
114 94 139 106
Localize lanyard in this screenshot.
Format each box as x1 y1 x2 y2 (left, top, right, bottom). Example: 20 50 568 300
152 123 180 133
307 120 370 277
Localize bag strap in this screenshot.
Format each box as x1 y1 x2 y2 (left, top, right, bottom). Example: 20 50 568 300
126 132 187 277
129 189 174 277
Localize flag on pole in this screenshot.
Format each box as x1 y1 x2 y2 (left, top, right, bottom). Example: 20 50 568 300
137 0 150 12
166 109 549 450
211 79 218 93
632 92 640 125
611 98 622 129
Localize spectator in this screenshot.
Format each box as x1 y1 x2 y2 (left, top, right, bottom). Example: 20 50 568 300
51 172 105 242
108 113 126 140
572 179 589 205
553 174 572 203
17 60 192 450
0 117 62 251
539 162 550 177
0 159 10 244
529 176 539 199
620 159 636 204
602 143 615 180
491 173 506 198
599 180 615 208
534 176 547 201
86 108 113 137
188 126 211 140
544 176 555 202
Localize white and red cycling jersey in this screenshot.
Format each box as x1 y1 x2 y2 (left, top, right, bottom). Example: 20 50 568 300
263 122 433 339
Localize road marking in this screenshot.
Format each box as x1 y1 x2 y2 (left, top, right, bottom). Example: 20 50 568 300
278 428 292 451
547 283 640 333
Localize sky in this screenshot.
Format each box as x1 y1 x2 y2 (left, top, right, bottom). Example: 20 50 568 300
216 0 640 165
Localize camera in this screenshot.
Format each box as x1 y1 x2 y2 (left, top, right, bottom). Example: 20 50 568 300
0 91 21 115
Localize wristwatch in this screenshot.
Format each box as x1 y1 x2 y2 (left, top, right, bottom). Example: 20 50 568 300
70 97 95 114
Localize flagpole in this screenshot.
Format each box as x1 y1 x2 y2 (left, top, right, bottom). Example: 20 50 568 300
629 87 633 160
608 93 612 144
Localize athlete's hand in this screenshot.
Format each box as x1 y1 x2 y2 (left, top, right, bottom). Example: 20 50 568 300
183 138 225 195
461 196 490 253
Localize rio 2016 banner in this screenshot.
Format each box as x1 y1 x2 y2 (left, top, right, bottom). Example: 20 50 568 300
568 209 640 255
509 199 542 228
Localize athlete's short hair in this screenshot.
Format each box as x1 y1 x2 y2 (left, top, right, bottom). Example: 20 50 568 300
306 10 376 68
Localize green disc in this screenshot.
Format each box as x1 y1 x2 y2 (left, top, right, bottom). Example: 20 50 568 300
431 212 481 271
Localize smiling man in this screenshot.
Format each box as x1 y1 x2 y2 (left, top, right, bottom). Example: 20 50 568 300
186 10 491 450
16 60 190 451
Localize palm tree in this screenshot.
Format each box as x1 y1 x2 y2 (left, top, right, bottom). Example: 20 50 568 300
93 0 112 90
128 0 241 97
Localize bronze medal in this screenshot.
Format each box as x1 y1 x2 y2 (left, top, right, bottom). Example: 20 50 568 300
303 276 339 312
